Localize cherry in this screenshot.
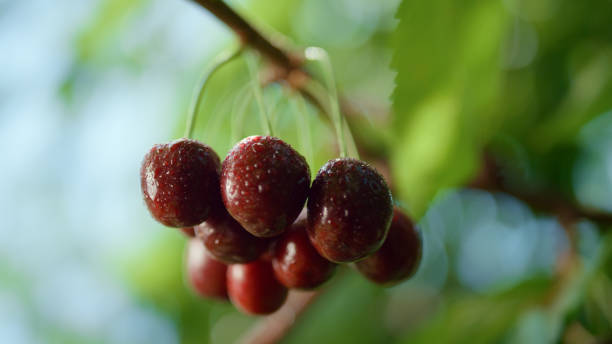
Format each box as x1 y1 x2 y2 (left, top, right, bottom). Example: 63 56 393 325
307 158 393 263
194 208 270 264
141 138 221 228
272 218 335 289
220 136 310 238
180 227 196 237
185 238 228 300
355 208 421 285
227 259 288 315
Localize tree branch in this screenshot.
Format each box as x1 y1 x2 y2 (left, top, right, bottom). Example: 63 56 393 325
188 0 384 160
189 0 298 73
470 154 612 228
189 1 612 230
238 291 319 344
185 0 612 340
185 2 334 343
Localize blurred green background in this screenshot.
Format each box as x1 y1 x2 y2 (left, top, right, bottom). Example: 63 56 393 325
1 0 611 343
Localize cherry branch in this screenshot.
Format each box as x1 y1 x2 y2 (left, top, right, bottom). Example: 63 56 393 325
470 154 612 229
186 2 331 342
238 291 319 344
189 0 297 72
184 1 612 340
188 1 612 230
188 0 377 159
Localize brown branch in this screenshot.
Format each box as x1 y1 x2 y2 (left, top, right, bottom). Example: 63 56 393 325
189 0 299 73
189 0 384 160
186 2 333 342
184 1 612 340
238 291 319 344
193 0 612 229
188 1 327 121
189 2 612 229
470 154 612 229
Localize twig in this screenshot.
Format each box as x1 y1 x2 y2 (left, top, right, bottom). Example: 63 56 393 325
470 154 612 228
186 2 332 342
184 1 612 341
189 0 298 73
238 291 319 344
188 0 380 160
185 2 612 230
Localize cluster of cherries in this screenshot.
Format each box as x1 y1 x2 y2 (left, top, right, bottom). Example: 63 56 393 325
140 135 422 315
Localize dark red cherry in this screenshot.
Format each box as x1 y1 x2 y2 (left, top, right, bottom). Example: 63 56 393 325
220 136 310 237
307 158 393 263
141 138 221 228
194 208 270 264
180 227 196 237
272 219 335 289
355 208 422 286
185 238 228 300
227 259 288 315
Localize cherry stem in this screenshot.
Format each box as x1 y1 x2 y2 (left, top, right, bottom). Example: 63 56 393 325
230 83 253 145
246 53 274 136
304 47 348 158
184 46 244 139
189 0 366 156
343 117 360 160
292 91 314 170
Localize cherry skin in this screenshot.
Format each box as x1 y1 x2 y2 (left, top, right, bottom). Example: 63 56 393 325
227 259 288 315
185 238 228 300
220 136 310 238
194 208 270 264
141 138 221 228
307 158 393 263
180 227 196 237
272 218 335 289
355 208 422 286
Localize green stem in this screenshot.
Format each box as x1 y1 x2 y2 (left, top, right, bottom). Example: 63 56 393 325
246 54 273 136
266 90 284 134
230 83 253 144
204 87 234 148
184 46 243 139
292 91 314 169
343 117 360 160
305 47 347 158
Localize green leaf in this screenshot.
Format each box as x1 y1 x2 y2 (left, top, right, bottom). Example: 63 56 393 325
528 47 612 152
284 271 390 344
390 0 509 217
76 0 148 62
401 277 552 344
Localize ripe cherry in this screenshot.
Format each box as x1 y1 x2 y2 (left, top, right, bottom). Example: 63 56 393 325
180 227 196 237
194 208 270 264
185 238 228 300
307 158 393 263
272 218 335 289
141 138 221 228
220 136 310 238
355 208 422 285
227 259 288 315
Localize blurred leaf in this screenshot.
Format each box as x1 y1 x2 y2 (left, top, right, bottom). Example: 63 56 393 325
581 234 612 338
529 47 612 152
583 274 612 337
401 277 552 344
122 231 187 311
495 0 612 152
390 0 508 217
121 231 241 344
241 0 299 32
508 233 612 343
76 0 148 61
284 271 390 344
